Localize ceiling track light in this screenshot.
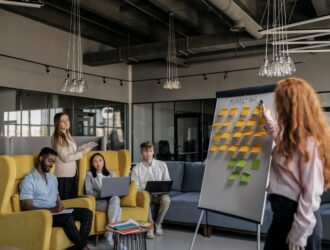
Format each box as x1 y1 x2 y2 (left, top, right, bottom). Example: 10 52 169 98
224 72 228 79
103 77 106 84
203 74 207 80
45 65 50 74
120 80 123 86
157 79 161 85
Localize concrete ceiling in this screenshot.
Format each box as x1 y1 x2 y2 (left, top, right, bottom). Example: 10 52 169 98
2 0 329 66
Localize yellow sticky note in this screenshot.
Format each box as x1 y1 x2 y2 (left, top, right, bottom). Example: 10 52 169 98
244 131 254 136
221 132 231 139
241 107 250 116
246 119 256 127
229 107 238 116
233 131 244 138
210 144 219 152
213 132 221 141
228 144 239 152
253 107 262 115
251 144 262 153
235 120 245 127
222 120 232 127
212 121 222 127
218 108 228 116
254 130 267 137
219 144 228 151
239 144 250 153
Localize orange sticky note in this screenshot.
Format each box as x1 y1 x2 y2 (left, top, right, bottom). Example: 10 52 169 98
254 130 267 137
221 132 231 139
222 120 232 127
210 144 219 152
233 131 244 138
253 107 262 115
241 107 250 116
259 118 265 126
244 131 254 136
239 144 250 153
229 107 238 116
219 144 229 151
228 144 239 152
213 132 221 141
235 120 245 127
218 108 228 116
212 121 222 127
246 119 256 127
251 144 262 153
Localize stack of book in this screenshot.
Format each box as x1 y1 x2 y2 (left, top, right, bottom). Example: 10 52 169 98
109 219 143 235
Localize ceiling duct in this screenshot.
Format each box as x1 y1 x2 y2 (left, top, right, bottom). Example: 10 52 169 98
205 0 262 39
0 0 44 8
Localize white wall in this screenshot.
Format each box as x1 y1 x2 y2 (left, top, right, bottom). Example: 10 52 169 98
132 52 330 103
0 9 129 103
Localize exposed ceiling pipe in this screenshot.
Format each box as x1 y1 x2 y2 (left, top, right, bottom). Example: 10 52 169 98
203 0 262 39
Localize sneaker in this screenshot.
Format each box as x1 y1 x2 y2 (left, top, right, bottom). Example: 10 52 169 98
155 223 163 236
147 228 155 239
119 243 128 250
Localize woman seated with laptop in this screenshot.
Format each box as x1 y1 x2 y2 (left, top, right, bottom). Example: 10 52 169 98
85 153 122 246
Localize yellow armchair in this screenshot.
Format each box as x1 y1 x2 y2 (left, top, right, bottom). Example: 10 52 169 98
78 150 150 236
0 155 95 250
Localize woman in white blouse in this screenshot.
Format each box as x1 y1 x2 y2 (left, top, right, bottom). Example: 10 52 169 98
52 112 91 200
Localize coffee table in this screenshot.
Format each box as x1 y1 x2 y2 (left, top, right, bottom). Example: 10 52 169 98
106 224 151 250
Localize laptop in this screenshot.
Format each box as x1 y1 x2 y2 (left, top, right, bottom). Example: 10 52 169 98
145 180 173 194
100 177 130 198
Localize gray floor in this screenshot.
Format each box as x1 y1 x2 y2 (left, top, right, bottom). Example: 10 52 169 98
88 225 330 250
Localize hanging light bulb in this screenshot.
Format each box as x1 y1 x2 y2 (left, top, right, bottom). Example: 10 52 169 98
61 0 87 94
164 13 181 90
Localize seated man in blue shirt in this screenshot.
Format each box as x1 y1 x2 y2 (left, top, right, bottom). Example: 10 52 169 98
20 147 93 250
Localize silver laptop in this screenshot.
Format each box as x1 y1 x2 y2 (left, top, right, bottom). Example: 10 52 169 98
100 177 130 198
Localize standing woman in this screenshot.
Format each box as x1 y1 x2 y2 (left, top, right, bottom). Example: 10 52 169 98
263 77 330 250
52 112 91 200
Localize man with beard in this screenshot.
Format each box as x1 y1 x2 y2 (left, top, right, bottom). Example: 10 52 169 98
20 147 93 250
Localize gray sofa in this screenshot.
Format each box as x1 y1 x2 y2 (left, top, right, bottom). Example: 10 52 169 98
163 161 330 241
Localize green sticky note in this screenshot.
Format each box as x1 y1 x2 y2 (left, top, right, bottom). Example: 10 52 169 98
236 159 247 168
228 158 238 167
252 159 260 171
240 172 251 183
228 171 239 181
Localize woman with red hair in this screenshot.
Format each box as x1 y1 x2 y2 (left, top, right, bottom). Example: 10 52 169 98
263 77 330 250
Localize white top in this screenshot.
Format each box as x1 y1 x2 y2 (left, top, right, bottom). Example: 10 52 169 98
96 173 104 186
131 159 171 190
54 135 83 178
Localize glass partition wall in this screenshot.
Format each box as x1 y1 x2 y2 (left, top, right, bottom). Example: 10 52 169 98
133 99 216 163
0 87 127 150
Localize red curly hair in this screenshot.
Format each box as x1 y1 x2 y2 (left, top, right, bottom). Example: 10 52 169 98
274 77 330 189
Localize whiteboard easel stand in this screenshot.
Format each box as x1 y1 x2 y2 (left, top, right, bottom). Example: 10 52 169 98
189 210 261 250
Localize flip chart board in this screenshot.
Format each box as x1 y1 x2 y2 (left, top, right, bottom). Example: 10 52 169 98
199 84 275 224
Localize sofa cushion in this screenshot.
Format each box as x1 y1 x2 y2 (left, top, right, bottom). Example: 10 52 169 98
169 191 182 198
120 181 137 207
165 161 184 191
170 192 200 203
321 189 330 203
182 162 205 192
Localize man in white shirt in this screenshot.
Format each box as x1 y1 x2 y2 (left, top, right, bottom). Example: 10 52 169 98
131 141 171 239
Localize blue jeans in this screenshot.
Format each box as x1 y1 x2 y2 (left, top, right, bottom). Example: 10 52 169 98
264 194 322 250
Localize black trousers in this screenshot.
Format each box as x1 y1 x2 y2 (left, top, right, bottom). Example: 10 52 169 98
264 194 323 250
52 208 93 249
58 176 77 200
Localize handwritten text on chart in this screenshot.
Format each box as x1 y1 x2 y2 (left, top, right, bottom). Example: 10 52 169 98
228 96 258 105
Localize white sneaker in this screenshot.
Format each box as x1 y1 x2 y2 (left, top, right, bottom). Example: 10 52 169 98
147 228 155 239
155 223 163 236
119 243 128 250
